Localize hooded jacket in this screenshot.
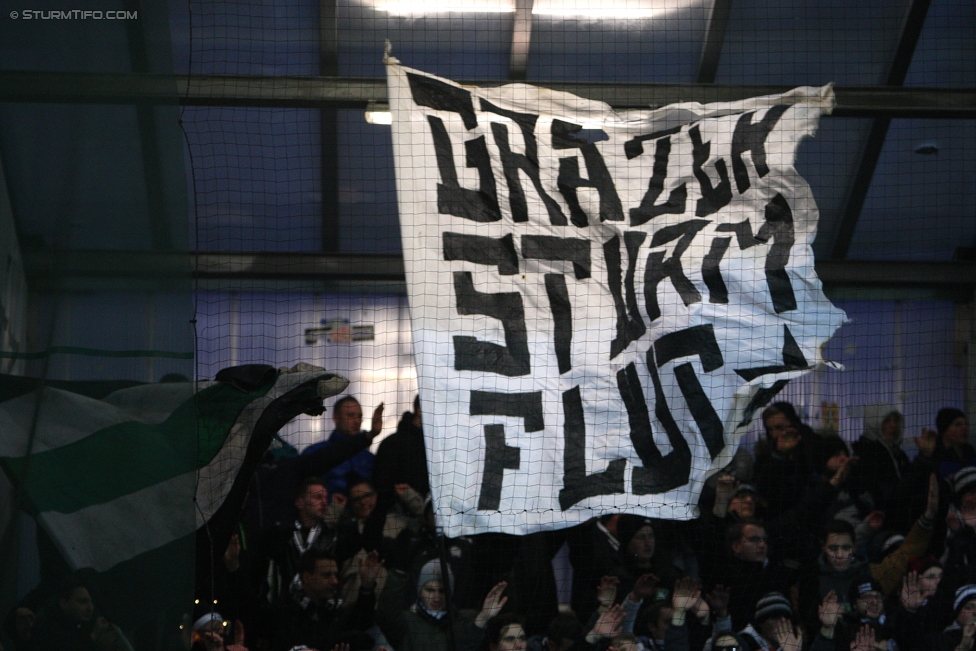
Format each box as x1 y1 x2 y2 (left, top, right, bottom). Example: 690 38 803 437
850 404 909 512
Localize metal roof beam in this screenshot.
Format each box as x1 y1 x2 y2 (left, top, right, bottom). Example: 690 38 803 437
21 250 976 291
508 0 534 81
1 71 973 117
696 0 732 84
828 0 933 260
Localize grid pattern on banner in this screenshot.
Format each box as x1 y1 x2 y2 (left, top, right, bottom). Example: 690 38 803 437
0 1 973 650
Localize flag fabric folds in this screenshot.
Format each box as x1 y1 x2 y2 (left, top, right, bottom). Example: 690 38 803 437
387 59 847 537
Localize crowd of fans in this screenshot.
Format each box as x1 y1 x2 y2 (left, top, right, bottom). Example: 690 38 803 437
5 395 976 651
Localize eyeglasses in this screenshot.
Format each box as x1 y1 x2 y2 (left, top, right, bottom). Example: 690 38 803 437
826 544 854 553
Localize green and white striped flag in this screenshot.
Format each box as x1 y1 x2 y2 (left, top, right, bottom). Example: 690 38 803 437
0 364 347 621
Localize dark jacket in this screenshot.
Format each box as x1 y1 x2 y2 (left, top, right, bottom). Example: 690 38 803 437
272 589 374 651
373 411 430 512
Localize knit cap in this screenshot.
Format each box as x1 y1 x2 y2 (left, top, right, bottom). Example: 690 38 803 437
417 559 454 597
954 584 976 614
849 579 884 605
753 592 793 624
937 408 967 435
954 466 976 501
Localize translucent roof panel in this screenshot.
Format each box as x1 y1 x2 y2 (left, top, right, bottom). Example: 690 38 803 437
339 4 513 79
847 119 976 261
182 107 323 251
798 118 875 260
527 3 711 83
715 0 912 86
170 0 320 75
904 0 976 88
338 110 400 253
0 103 186 251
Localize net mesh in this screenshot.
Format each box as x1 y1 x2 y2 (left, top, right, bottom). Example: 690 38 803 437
0 1 974 650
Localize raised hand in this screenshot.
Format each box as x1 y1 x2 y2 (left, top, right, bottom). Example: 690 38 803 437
959 622 976 651
475 581 508 627
925 473 940 521
671 577 701 612
819 590 843 628
705 584 731 619
596 575 619 611
369 403 385 436
901 571 925 611
851 624 876 651
829 454 858 488
224 533 241 573
773 618 803 651
587 604 625 642
358 550 383 589
226 620 247 651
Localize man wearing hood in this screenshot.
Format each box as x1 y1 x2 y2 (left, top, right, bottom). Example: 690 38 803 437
850 404 910 515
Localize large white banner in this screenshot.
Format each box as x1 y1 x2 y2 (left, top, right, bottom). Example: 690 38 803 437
387 59 846 537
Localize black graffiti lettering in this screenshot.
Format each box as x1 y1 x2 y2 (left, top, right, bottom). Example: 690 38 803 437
689 125 732 217
629 135 688 226
482 100 567 225
643 220 709 323
521 235 591 279
470 390 541 511
477 425 520 510
654 325 726 460
552 119 624 223
558 386 626 510
443 232 518 275
731 105 789 194
470 390 545 431
470 390 542 510
701 220 762 304
556 158 592 227
452 271 530 376
544 274 573 374
734 325 810 381
428 117 501 223
407 72 478 129
623 125 682 160
617 358 691 494
736 380 789 428
702 236 732 304
606 232 647 360
757 193 797 313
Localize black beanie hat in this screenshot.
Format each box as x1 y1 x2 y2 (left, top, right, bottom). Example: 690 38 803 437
937 408 966 435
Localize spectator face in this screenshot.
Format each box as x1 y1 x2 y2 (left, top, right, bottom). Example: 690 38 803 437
758 616 791 644
823 533 855 571
627 525 656 564
295 483 328 524
349 482 377 519
729 493 756 518
919 566 943 596
732 524 768 563
493 623 527 651
59 587 94 623
302 558 340 601
420 580 446 613
881 415 901 443
825 450 849 474
945 417 970 447
333 400 363 436
855 590 884 619
764 414 799 452
959 600 976 627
